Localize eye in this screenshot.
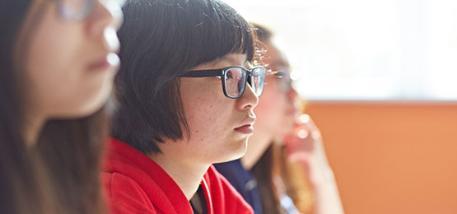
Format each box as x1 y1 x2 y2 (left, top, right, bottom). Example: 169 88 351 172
274 71 286 79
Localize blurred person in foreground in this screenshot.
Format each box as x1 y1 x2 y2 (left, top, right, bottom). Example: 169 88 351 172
0 0 124 213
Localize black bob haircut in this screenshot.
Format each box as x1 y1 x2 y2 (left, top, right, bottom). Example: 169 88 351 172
112 0 256 153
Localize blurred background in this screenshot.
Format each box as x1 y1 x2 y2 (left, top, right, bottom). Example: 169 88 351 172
225 0 457 213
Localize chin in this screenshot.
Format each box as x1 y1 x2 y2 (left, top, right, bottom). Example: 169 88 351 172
77 84 113 116
56 93 110 119
69 76 113 116
56 104 104 119
213 139 248 164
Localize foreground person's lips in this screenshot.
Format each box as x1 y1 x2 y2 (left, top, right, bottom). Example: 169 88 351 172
88 53 120 72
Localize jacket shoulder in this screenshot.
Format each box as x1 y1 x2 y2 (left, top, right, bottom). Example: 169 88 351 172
103 172 158 214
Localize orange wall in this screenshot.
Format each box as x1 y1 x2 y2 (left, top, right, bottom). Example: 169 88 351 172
306 102 457 214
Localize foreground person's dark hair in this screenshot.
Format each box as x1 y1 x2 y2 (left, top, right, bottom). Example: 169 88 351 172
0 1 107 213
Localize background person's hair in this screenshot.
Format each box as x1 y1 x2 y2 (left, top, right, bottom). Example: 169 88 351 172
0 1 47 213
112 0 256 154
251 145 283 214
252 23 273 44
0 1 106 213
37 112 108 214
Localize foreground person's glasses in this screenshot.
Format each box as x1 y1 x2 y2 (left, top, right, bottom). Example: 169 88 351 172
178 66 266 99
55 0 126 20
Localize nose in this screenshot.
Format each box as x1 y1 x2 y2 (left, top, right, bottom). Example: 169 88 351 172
287 87 298 101
87 0 124 51
237 83 259 111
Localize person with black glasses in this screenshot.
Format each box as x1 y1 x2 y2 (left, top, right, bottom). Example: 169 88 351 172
0 0 124 213
102 0 266 213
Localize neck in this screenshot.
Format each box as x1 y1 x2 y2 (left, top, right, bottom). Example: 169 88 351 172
241 132 273 170
24 112 45 146
149 150 210 200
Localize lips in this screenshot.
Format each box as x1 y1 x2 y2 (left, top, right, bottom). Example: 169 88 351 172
234 124 254 134
87 27 121 72
234 115 256 134
88 53 120 72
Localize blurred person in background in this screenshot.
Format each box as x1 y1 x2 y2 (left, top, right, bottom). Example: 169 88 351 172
0 0 123 213
102 0 266 213
216 23 344 214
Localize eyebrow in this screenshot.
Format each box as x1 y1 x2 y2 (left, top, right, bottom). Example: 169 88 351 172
268 59 289 69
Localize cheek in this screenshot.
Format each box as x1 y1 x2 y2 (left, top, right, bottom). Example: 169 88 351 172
256 85 288 121
25 65 113 117
25 34 78 113
27 6 84 74
254 87 293 139
25 28 109 117
23 11 112 117
180 80 231 136
179 79 247 162
26 9 82 94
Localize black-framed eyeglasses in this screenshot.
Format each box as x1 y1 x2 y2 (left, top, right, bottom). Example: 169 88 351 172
178 66 266 99
55 0 126 21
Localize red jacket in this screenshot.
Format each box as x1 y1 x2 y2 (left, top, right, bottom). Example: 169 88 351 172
103 138 254 214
